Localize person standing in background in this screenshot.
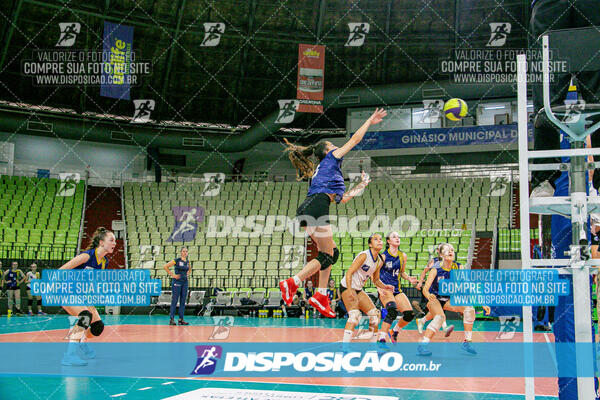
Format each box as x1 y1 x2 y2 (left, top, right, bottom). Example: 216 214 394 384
164 247 191 326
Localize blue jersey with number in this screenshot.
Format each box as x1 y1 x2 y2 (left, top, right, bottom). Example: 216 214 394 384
307 151 346 203
172 257 189 284
428 260 461 298
5 269 19 289
380 248 405 294
74 248 108 270
327 288 335 301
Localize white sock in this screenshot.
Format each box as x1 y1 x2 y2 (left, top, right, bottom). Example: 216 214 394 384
393 323 400 333
421 336 430 344
293 275 302 286
343 330 353 343
317 288 327 295
379 331 387 340
442 321 448 330
370 331 378 342
465 331 473 341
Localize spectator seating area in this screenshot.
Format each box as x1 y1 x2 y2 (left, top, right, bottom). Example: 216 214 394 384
0 175 84 261
124 177 508 289
498 228 539 253
124 181 307 288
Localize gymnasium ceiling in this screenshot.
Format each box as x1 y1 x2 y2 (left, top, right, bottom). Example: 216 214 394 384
0 0 529 133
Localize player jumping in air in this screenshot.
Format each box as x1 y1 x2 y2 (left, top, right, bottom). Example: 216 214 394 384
279 108 387 318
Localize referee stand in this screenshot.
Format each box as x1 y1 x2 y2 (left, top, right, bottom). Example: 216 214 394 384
518 27 600 400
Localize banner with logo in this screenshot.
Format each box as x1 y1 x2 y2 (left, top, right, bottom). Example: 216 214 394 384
0 342 594 378
297 44 325 113
353 123 533 151
100 22 134 100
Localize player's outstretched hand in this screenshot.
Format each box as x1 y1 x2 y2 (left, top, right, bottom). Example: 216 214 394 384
368 108 387 125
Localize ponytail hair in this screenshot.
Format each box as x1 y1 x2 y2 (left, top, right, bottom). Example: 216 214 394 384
283 138 329 181
87 227 111 250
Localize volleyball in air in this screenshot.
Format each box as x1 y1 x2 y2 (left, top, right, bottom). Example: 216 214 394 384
443 98 468 121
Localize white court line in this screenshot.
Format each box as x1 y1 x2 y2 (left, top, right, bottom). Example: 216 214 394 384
544 332 558 368
173 377 558 398
161 381 175 385
0 317 52 328
110 393 127 397
137 387 152 391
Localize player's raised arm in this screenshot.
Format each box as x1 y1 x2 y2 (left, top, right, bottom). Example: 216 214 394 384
332 108 387 159
59 253 91 270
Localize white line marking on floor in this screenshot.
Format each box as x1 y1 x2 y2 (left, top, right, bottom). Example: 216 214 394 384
138 387 152 391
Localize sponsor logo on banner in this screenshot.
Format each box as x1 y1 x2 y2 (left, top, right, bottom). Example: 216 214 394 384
281 245 304 269
56 23 81 47
57 173 80 196
346 23 370 47
201 173 225 197
209 316 234 340
139 245 160 269
486 23 511 47
297 44 325 113
131 99 155 123
497 316 520 340
100 22 135 100
191 345 222 375
200 23 225 47
420 100 444 124
275 100 299 124
169 206 205 242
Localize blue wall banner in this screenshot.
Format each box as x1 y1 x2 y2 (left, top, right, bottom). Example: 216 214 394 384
353 123 533 150
100 22 134 100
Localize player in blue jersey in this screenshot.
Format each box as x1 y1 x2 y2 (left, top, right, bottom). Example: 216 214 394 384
376 232 417 344
164 247 191 326
279 108 387 318
418 243 489 356
58 227 116 365
4 262 26 315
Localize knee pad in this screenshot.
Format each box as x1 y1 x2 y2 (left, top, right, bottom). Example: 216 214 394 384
332 248 340 265
367 308 379 326
90 320 104 336
463 306 476 325
76 311 92 329
426 315 444 333
348 309 361 326
402 309 415 322
383 302 398 324
316 251 334 270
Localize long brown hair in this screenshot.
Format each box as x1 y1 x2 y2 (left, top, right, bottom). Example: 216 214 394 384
282 138 329 180
86 227 112 250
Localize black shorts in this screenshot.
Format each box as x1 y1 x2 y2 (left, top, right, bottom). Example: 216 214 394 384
340 285 362 295
296 193 331 227
432 296 449 310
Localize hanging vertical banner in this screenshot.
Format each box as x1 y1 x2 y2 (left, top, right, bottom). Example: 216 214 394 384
297 44 325 113
100 21 134 100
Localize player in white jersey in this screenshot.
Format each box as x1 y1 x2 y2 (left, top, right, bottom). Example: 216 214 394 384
25 263 45 315
340 233 395 344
